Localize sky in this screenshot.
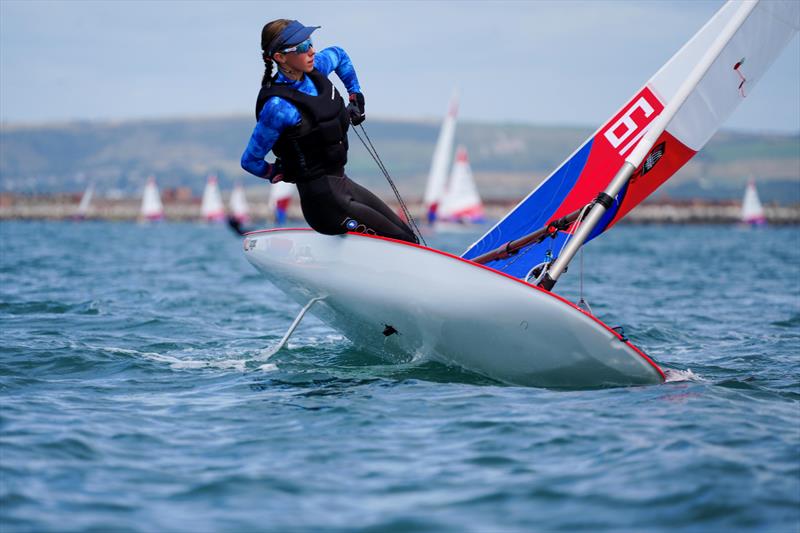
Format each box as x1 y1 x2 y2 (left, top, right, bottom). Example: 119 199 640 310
1 0 798 133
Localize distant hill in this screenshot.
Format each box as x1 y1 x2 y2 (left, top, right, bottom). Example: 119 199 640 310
1 115 798 204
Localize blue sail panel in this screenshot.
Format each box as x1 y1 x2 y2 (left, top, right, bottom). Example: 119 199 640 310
461 139 594 279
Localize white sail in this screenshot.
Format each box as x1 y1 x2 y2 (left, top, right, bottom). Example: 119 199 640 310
201 175 226 222
229 182 250 223
76 183 94 218
140 176 164 221
437 146 485 223
742 178 767 224
268 180 294 225
423 90 459 222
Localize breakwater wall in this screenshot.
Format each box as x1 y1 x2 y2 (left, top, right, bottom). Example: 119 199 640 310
1 195 798 224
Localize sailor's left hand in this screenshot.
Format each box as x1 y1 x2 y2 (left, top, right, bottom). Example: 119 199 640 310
348 92 365 126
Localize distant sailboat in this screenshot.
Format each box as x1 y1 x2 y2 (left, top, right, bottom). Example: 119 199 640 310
229 182 250 224
140 176 164 221
436 146 485 224
268 180 294 226
75 183 94 220
423 91 459 224
201 175 226 222
741 178 767 225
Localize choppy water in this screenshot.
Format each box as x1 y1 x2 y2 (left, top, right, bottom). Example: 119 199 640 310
1 221 798 532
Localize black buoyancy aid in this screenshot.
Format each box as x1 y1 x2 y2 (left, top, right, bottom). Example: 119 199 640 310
255 69 350 182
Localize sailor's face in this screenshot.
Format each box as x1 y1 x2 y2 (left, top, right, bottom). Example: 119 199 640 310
283 45 315 74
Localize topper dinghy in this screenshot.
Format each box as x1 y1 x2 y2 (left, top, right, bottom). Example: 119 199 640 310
244 0 797 387
244 229 664 387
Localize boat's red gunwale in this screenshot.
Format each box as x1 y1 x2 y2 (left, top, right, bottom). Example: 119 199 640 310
243 227 665 381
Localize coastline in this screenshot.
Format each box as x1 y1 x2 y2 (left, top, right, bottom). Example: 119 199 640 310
2 194 798 224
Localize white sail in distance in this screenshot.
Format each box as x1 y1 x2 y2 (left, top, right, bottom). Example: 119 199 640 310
76 183 94 218
437 146 485 223
423 90 459 222
268 180 294 225
229 182 250 223
201 175 226 222
140 176 164 221
741 178 767 225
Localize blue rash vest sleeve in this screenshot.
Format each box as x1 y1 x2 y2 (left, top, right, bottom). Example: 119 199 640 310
314 46 362 95
240 96 301 178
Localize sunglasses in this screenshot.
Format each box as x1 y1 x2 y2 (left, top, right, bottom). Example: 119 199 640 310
280 39 313 54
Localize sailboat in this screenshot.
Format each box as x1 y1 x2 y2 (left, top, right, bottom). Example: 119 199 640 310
436 146 485 225
201 175 226 222
229 182 250 224
268 180 294 226
140 176 164 222
741 178 767 225
423 91 459 224
74 183 94 220
243 0 798 388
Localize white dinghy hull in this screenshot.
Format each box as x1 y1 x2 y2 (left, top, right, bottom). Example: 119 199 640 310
244 229 664 388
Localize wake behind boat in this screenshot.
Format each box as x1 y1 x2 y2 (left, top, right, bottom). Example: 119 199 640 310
244 0 798 388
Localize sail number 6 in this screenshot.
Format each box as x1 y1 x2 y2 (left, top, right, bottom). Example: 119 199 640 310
603 96 658 156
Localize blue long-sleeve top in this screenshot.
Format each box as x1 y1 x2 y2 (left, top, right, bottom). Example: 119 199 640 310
241 46 362 179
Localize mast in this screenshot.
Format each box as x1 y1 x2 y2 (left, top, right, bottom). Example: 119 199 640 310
538 0 760 291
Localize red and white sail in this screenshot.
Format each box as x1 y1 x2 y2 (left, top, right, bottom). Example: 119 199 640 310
229 182 250 224
423 90 459 223
140 176 164 221
201 175 226 222
268 180 294 225
437 146 485 223
464 0 799 280
741 178 767 225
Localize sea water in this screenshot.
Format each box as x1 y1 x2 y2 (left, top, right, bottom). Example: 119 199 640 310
1 221 798 532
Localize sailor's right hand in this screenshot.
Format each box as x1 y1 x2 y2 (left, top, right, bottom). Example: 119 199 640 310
265 160 284 183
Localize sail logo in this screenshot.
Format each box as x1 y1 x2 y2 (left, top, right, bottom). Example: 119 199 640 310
603 94 659 156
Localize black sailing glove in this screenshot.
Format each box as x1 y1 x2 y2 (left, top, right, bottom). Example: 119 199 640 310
347 93 366 126
265 159 284 183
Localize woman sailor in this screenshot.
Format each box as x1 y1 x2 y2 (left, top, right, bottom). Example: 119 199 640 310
241 19 418 244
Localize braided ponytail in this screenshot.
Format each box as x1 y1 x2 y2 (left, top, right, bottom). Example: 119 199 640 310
260 19 291 88
261 53 274 87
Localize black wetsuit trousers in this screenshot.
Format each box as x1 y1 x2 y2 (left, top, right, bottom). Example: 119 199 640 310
296 174 418 244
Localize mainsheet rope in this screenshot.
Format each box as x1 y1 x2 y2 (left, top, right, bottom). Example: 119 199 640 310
351 125 427 247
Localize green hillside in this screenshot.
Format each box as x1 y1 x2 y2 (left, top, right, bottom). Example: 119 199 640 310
1 115 798 203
